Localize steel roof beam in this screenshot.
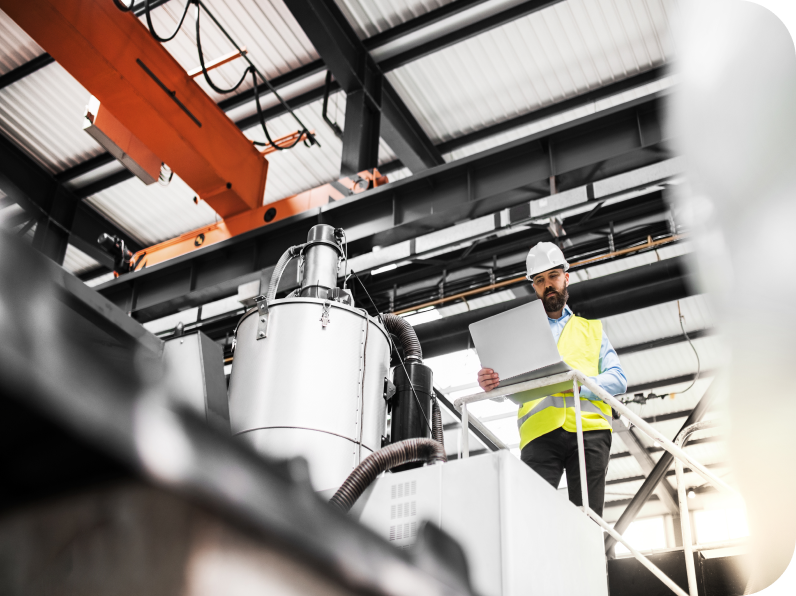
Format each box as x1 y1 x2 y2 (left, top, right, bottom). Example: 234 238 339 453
0 133 141 268
95 93 672 321
613 418 680 514
285 0 443 174
361 191 673 309
376 0 564 73
0 53 55 90
414 255 694 359
364 0 491 49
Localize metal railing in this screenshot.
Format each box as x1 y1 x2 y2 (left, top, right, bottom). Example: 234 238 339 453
453 369 741 596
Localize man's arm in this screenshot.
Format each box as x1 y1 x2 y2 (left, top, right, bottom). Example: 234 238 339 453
579 331 627 400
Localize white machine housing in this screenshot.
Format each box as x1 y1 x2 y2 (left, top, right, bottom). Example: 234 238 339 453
228 296 391 492
353 451 609 596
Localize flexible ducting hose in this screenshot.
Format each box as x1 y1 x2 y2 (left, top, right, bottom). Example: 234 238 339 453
329 438 446 512
431 399 446 460
381 313 423 362
266 245 302 303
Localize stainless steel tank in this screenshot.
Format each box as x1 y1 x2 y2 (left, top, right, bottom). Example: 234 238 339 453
228 297 391 492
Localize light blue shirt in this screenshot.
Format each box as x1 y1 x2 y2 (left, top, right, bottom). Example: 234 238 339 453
548 304 627 401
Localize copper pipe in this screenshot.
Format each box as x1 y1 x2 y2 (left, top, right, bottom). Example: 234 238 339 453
392 234 685 316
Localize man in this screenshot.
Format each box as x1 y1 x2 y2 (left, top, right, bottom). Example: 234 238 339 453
477 242 627 516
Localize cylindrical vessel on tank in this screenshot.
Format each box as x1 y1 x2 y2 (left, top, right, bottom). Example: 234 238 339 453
299 224 342 299
390 362 433 472
228 298 390 492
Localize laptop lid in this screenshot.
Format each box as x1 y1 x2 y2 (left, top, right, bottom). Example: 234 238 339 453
468 300 569 389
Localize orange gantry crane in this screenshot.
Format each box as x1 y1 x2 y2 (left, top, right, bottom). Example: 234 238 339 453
2 0 387 271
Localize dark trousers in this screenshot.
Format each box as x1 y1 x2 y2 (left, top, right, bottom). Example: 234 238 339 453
520 427 612 517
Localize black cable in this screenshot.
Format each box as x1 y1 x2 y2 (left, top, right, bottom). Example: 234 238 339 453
143 0 193 43
349 270 433 434
670 300 701 396
250 69 305 151
113 0 134 12
117 0 317 152
195 0 318 148
195 4 250 95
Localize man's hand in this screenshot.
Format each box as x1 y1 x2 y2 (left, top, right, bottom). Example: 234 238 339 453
478 368 500 392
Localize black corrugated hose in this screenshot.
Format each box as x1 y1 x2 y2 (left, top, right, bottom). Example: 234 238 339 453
432 398 446 457
329 438 446 513
381 313 423 362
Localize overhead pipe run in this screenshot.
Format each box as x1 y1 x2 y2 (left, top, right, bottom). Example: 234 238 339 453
414 255 696 360
394 234 685 316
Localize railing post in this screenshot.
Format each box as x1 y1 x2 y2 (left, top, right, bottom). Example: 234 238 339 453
572 378 589 512
461 402 469 458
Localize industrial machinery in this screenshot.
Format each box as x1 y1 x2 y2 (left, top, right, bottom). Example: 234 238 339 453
228 224 441 493
226 224 609 595
353 451 609 596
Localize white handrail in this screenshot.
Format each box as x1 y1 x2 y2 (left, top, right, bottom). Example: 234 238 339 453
452 368 738 596
674 419 724 596
584 506 689 596
572 371 737 498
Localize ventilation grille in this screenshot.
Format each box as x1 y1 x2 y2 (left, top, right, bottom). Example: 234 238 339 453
388 480 419 543
390 480 417 499
389 521 418 542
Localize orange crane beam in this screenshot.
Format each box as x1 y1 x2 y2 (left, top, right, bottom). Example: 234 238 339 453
1 0 268 218
130 168 388 271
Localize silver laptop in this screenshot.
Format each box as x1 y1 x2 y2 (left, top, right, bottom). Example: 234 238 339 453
469 300 572 402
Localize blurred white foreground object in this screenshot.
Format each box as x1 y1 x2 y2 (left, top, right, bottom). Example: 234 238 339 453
672 0 796 590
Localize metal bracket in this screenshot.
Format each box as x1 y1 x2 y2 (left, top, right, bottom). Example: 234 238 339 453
383 377 396 406
320 300 331 328
254 295 269 340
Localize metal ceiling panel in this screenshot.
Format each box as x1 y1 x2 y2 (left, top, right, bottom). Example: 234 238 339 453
63 243 100 276
333 0 456 40
0 62 104 173
386 0 676 145
619 335 727 389
85 174 218 246
604 293 715 350
245 93 404 205
0 7 44 75
620 376 719 421
441 75 674 160
246 96 345 205
145 0 319 104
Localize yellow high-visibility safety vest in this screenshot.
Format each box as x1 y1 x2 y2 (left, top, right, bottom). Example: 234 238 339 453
517 315 613 450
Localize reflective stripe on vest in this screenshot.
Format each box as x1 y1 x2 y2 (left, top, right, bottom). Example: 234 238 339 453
518 314 613 450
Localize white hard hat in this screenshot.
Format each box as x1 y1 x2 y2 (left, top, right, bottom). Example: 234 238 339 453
525 242 569 280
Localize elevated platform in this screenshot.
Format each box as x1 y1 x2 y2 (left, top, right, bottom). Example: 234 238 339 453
353 451 608 596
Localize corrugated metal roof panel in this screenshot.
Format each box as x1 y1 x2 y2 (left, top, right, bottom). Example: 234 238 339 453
85 174 218 246
86 271 116 287
63 243 100 276
620 375 722 420
0 62 104 173
0 8 44 75
334 0 455 40
604 293 715 348
619 335 728 389
387 0 675 146
247 97 345 205
145 0 319 104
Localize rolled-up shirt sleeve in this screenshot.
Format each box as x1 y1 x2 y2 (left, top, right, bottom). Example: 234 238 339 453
579 331 627 400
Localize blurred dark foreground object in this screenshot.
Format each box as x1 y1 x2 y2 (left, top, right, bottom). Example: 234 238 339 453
0 230 476 596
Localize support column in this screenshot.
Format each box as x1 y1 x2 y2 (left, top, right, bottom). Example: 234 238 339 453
341 88 381 176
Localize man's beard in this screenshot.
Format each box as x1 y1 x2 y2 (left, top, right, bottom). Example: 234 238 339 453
542 286 568 313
